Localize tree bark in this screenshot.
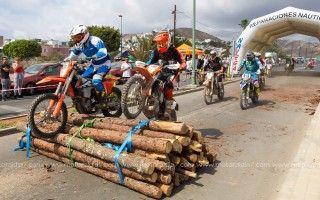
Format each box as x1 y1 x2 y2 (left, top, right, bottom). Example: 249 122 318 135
29 137 157 183
35 149 162 199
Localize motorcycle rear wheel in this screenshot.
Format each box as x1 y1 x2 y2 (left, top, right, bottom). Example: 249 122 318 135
101 87 122 117
27 93 67 138
240 90 248 110
121 76 146 119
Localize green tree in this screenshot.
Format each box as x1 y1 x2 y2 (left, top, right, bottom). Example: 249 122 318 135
131 36 155 62
266 41 286 58
238 19 249 30
3 40 41 59
67 25 121 52
174 37 192 47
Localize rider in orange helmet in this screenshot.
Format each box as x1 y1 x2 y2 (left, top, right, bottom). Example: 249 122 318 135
147 30 186 118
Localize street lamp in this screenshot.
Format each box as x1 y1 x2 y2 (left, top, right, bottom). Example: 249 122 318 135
118 14 123 60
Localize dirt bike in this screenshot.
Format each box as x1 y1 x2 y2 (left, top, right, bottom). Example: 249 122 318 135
305 60 315 69
285 62 294 76
203 70 224 104
266 63 272 77
27 60 122 138
240 72 259 110
121 60 179 121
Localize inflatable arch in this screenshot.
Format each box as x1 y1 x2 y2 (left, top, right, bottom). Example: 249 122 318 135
232 6 320 71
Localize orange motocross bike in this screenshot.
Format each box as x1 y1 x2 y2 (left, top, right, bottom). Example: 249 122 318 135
121 60 179 121
27 60 122 138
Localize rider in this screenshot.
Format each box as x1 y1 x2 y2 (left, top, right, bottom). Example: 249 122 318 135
146 30 186 117
255 52 266 75
238 50 262 95
65 25 111 105
204 50 224 82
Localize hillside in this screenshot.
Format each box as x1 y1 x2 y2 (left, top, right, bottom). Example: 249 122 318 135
173 28 223 42
276 39 320 58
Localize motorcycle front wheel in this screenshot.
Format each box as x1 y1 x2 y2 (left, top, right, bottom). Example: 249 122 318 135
217 82 224 100
27 93 67 138
121 76 146 119
204 85 213 105
240 90 248 110
101 87 122 117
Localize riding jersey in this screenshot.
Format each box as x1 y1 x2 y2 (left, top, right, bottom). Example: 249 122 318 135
204 57 223 72
238 58 262 73
147 45 186 74
69 36 111 66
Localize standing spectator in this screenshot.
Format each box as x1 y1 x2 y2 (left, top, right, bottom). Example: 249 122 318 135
1 56 11 102
183 56 192 81
222 57 230 80
120 58 131 81
12 57 24 99
197 54 204 81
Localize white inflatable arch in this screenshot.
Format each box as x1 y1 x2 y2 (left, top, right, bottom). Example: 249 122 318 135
232 6 320 71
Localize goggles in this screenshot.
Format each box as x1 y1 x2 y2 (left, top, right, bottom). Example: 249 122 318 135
157 41 169 48
72 34 84 42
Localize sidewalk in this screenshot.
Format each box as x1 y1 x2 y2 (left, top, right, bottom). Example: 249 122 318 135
276 103 320 199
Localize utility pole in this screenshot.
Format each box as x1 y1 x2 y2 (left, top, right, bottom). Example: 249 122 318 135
118 15 123 60
172 5 176 46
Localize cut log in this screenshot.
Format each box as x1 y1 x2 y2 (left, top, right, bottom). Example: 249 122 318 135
28 137 157 183
175 167 197 178
171 143 182 154
186 126 194 138
147 120 189 135
153 183 174 197
16 122 155 175
188 140 203 152
131 149 170 162
157 172 172 185
192 130 204 144
183 152 198 163
205 151 217 164
197 154 210 166
173 173 180 186
179 157 196 172
176 136 191 146
168 154 181 165
176 173 189 182
35 149 162 199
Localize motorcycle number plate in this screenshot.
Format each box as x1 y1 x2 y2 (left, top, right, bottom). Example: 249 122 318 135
147 65 159 74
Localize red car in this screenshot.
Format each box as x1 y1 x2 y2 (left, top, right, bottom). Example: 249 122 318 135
108 61 137 84
0 63 62 95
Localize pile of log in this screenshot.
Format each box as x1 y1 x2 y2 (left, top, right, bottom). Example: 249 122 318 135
16 113 217 199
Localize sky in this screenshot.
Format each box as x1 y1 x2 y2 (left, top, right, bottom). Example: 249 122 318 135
0 0 319 42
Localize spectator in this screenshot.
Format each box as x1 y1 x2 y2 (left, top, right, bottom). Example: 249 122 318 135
12 57 25 99
1 56 11 102
183 56 192 81
120 58 131 80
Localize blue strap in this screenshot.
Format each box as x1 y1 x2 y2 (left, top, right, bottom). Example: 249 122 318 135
14 124 32 158
113 118 155 185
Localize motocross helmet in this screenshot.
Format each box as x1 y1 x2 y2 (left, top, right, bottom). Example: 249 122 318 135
70 25 89 48
153 31 171 53
255 52 261 58
246 50 254 61
210 50 217 58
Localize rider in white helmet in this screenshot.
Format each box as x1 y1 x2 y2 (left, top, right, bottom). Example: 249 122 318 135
65 25 111 105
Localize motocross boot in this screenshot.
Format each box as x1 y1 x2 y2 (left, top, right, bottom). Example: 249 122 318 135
163 99 178 119
255 87 260 97
97 90 107 108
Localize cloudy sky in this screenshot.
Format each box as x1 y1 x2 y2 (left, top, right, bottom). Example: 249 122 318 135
0 0 319 42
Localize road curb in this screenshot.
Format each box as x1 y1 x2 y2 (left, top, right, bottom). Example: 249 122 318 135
0 127 20 137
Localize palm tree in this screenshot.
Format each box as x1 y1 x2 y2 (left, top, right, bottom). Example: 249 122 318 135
131 36 155 62
238 19 249 30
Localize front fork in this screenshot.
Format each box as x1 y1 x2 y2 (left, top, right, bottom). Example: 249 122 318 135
50 71 75 117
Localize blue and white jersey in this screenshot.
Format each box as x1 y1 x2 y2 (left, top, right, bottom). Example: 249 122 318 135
70 36 110 66
238 58 262 73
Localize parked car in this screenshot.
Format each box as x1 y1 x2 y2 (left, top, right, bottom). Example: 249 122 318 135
0 62 62 95
295 57 305 64
108 61 137 84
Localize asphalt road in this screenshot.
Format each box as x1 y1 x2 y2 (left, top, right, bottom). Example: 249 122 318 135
1 64 319 199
